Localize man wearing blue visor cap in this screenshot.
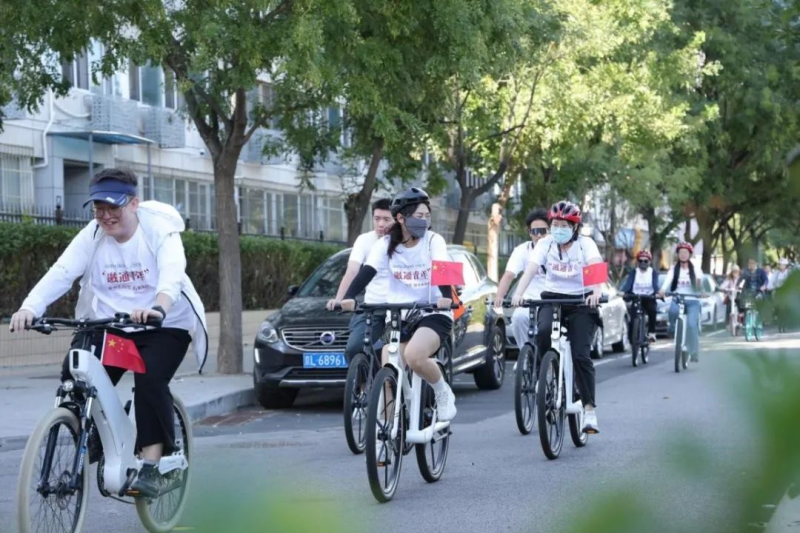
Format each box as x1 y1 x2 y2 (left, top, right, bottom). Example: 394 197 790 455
9 168 208 498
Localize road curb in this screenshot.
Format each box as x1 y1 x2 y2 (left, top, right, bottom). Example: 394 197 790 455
184 387 256 424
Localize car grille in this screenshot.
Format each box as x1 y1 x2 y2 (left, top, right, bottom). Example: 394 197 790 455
281 327 350 352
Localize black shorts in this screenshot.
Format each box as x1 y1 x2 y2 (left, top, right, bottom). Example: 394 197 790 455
401 313 453 346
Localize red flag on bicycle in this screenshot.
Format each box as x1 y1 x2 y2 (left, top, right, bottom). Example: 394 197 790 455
101 332 146 373
582 262 609 286
431 260 464 286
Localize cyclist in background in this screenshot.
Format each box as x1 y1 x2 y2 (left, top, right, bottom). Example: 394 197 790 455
8 168 208 498
511 200 604 434
493 208 549 348
621 250 659 343
720 265 743 330
774 258 791 289
327 198 393 362
658 242 705 363
339 188 457 421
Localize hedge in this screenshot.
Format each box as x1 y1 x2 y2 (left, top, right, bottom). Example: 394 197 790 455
0 223 343 319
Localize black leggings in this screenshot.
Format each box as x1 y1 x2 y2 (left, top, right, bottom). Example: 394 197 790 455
628 297 657 335
535 293 599 407
62 328 191 452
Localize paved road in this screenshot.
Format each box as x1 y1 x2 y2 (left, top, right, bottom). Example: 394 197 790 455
2 329 797 532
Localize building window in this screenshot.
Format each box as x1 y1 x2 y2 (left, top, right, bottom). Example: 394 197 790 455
282 193 299 237
175 179 187 217
241 188 266 234
153 176 174 204
299 195 315 238
61 52 89 90
0 154 34 209
318 197 344 242
189 181 210 230
141 64 163 107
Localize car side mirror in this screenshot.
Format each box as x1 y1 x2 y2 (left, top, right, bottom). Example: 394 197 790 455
287 285 299 297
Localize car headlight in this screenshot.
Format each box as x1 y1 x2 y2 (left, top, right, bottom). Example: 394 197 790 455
257 321 279 344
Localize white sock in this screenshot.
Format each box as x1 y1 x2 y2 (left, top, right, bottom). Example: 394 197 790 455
432 378 449 394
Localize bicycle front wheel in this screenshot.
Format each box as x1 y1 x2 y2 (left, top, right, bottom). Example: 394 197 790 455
415 361 450 483
344 353 372 454
674 319 684 373
135 396 193 533
514 344 537 435
366 367 404 503
630 317 640 368
537 351 565 460
17 407 89 533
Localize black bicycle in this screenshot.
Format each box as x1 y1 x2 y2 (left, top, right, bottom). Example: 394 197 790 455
501 300 539 435
623 294 657 368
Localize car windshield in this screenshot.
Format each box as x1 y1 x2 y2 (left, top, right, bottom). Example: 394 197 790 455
296 252 349 298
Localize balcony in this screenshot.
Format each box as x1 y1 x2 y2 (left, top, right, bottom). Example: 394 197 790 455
244 128 284 165
85 95 139 136
2 97 26 120
142 107 186 148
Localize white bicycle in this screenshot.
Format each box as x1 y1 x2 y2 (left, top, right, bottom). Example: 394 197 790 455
16 315 191 533
363 302 457 503
667 292 703 373
524 297 606 460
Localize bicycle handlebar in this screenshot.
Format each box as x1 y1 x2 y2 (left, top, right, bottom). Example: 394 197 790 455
27 313 161 335
331 302 461 312
665 292 704 299
499 296 608 308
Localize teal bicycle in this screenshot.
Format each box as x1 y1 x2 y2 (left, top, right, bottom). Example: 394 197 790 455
742 293 763 342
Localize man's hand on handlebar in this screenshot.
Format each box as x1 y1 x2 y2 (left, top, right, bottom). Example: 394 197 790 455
9 309 35 333
585 288 602 308
437 297 453 310
131 308 163 324
325 299 340 311
510 293 525 307
340 299 356 312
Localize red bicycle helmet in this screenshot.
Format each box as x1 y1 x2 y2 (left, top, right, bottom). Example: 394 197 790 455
548 200 582 224
676 241 694 254
637 250 652 262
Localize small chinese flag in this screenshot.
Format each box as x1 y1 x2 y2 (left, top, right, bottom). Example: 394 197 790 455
431 260 465 286
102 332 146 374
582 262 609 286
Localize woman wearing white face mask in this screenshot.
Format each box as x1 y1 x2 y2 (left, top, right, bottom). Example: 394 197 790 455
511 200 604 434
340 188 457 422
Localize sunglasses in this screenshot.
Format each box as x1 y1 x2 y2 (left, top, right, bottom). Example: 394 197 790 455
529 228 549 236
638 260 650 265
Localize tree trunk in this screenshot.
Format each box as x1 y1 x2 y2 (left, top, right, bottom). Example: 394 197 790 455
214 151 244 374
486 179 515 282
452 187 475 245
345 138 384 245
695 213 714 273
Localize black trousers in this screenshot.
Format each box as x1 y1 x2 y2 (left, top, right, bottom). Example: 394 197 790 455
535 293 599 408
628 298 657 335
62 328 191 452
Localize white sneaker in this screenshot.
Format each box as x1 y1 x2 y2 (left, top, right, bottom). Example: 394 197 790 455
647 333 657 343
582 409 599 434
434 385 457 422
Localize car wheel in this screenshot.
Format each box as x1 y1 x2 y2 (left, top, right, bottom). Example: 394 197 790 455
591 327 604 359
474 325 507 390
254 371 298 409
612 319 629 353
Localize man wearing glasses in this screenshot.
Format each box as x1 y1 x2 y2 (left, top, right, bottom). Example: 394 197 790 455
621 250 660 342
9 168 208 498
493 208 550 349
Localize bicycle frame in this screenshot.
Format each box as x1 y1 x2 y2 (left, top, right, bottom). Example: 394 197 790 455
61 349 188 496
382 308 451 444
551 306 582 416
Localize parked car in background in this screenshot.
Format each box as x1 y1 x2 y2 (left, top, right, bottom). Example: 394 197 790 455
655 272 726 334
502 280 629 359
252 245 508 408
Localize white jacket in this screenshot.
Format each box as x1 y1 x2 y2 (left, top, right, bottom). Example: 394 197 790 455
21 201 209 373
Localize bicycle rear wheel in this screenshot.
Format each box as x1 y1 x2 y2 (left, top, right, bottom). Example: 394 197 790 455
344 353 372 454
416 362 450 483
630 317 640 368
366 367 404 503
745 311 753 342
17 407 89 533
136 397 192 533
514 344 537 435
674 319 684 373
537 351 565 460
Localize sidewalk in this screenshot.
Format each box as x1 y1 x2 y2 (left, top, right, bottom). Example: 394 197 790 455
0 309 275 445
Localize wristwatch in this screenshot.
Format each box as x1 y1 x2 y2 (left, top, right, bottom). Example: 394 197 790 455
151 305 167 318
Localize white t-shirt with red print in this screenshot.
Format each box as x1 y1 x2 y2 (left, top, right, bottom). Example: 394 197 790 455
92 227 194 331
660 265 702 295
365 231 452 317
528 235 602 295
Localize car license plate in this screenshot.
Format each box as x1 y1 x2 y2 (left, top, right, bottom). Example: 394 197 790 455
303 353 347 368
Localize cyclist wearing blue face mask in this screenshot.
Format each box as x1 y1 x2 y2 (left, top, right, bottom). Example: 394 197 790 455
511 200 603 434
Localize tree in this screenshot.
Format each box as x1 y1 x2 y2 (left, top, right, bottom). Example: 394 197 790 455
2 0 354 373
